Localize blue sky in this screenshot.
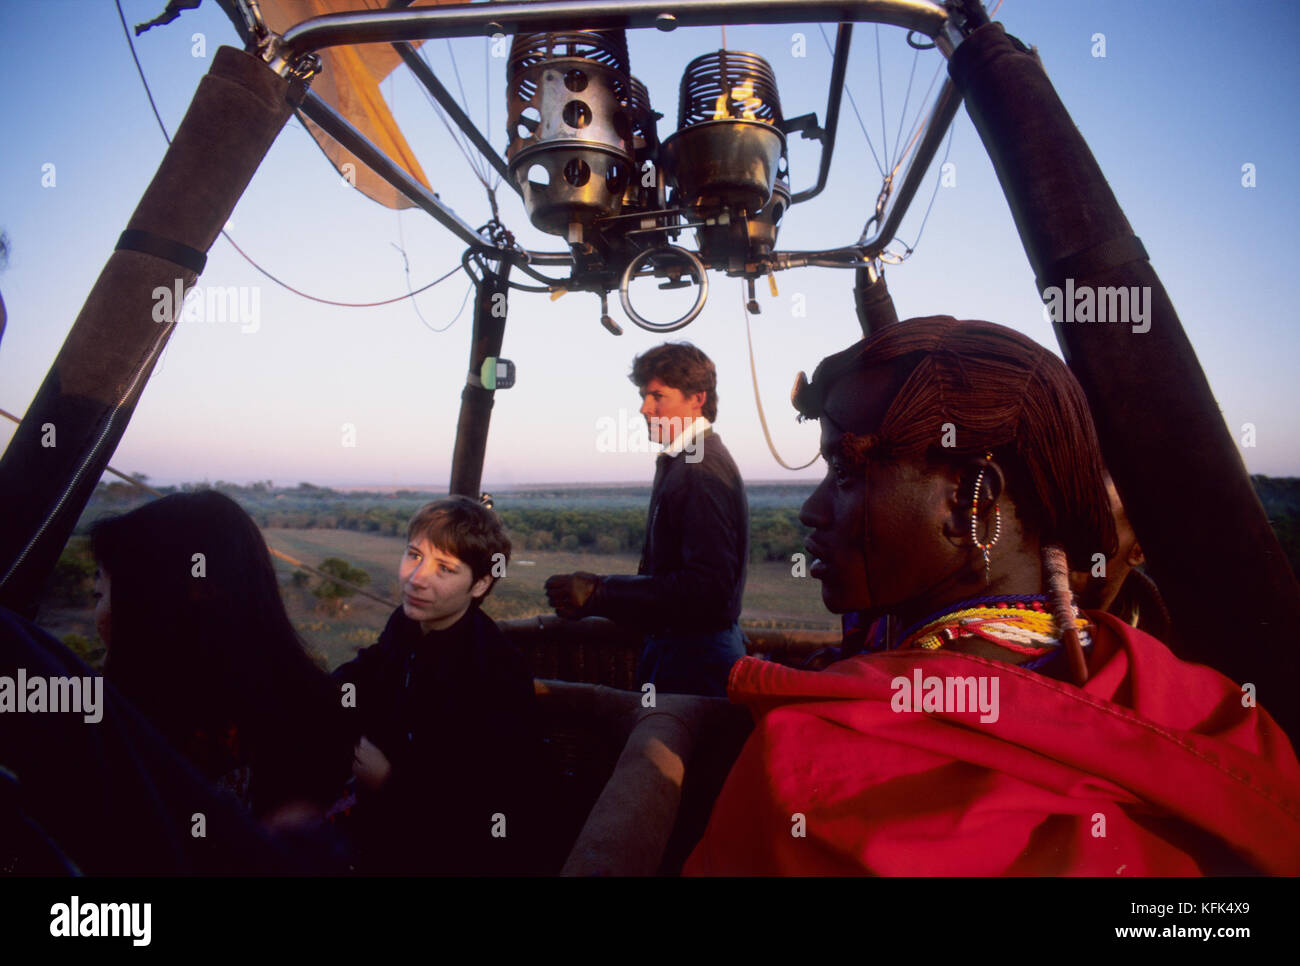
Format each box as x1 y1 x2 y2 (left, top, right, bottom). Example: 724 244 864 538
1 0 1296 488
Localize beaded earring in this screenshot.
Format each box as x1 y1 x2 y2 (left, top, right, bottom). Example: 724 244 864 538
970 452 1002 584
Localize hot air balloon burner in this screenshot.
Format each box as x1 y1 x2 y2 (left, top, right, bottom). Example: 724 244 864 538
661 51 786 219
619 76 663 212
506 30 637 238
694 154 790 272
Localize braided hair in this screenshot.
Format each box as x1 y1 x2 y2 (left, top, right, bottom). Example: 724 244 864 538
794 317 1117 681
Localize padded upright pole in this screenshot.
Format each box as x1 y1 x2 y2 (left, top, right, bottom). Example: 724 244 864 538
0 47 301 615
853 264 899 336
948 23 1300 737
449 260 511 499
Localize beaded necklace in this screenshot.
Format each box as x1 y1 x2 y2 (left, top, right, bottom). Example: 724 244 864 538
897 594 1091 664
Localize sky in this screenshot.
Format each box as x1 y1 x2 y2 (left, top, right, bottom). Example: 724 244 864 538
0 0 1296 489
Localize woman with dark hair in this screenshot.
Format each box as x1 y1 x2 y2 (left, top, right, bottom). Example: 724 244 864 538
90 490 352 825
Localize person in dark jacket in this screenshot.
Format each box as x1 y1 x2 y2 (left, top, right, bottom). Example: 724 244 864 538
545 342 750 697
89 491 353 826
332 496 541 874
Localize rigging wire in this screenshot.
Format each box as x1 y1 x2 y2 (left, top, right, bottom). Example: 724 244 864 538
818 19 949 252
391 237 473 333
895 62 944 175
875 24 890 172
388 72 469 330
888 120 957 261
114 0 466 309
409 41 511 218
483 35 501 191
444 38 486 184
414 44 489 188
817 24 885 179
390 239 471 331
224 234 463 307
114 0 170 142
890 48 921 173
740 283 819 472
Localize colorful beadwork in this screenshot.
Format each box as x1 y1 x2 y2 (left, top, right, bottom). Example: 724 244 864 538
899 595 1091 660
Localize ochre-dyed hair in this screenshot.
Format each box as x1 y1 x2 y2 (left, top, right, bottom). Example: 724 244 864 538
406 496 512 599
794 316 1117 570
629 342 719 422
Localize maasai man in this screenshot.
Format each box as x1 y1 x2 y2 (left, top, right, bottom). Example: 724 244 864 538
685 317 1300 876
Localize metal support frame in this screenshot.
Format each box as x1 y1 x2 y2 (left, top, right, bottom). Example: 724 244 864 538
279 1 949 55
449 257 512 498
857 75 962 254
265 0 956 271
299 90 489 250
789 23 851 205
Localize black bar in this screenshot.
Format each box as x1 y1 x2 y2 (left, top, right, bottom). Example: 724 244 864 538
280 0 949 59
449 260 512 498
791 22 851 205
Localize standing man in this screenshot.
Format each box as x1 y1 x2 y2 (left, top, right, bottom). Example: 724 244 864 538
545 342 749 697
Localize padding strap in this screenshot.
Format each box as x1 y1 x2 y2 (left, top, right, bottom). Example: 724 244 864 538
115 229 207 274
1035 234 1148 293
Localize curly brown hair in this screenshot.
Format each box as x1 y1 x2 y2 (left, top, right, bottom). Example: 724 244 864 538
629 342 718 422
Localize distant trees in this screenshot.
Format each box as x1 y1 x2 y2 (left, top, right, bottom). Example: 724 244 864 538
312 557 372 614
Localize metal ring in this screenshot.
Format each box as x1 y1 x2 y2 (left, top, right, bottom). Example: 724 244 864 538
618 245 708 333
906 30 937 50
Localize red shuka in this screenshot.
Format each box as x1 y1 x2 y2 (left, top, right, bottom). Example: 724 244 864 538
684 613 1300 875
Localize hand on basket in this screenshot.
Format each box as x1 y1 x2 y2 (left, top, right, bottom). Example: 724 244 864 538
545 572 601 620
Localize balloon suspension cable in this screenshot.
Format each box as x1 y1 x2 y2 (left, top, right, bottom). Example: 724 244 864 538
740 282 818 471
116 0 462 308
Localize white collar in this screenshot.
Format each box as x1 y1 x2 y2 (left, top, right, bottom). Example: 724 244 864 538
662 416 712 457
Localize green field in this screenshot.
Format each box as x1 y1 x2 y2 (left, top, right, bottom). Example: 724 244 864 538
260 527 834 671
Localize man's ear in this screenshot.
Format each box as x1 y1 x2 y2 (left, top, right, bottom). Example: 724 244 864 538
689 390 707 415
1127 542 1146 568
470 573 493 600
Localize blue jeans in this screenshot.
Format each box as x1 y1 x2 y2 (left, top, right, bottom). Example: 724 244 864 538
637 623 746 698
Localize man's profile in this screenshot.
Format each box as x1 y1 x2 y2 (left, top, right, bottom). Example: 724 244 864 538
545 342 749 697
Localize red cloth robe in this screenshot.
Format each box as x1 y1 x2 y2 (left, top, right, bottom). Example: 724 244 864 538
684 613 1300 875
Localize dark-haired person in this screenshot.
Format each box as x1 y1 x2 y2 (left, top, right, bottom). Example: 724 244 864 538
1069 472 1173 642
90 491 353 828
685 317 1300 875
332 496 541 874
546 342 750 698
0 605 338 874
